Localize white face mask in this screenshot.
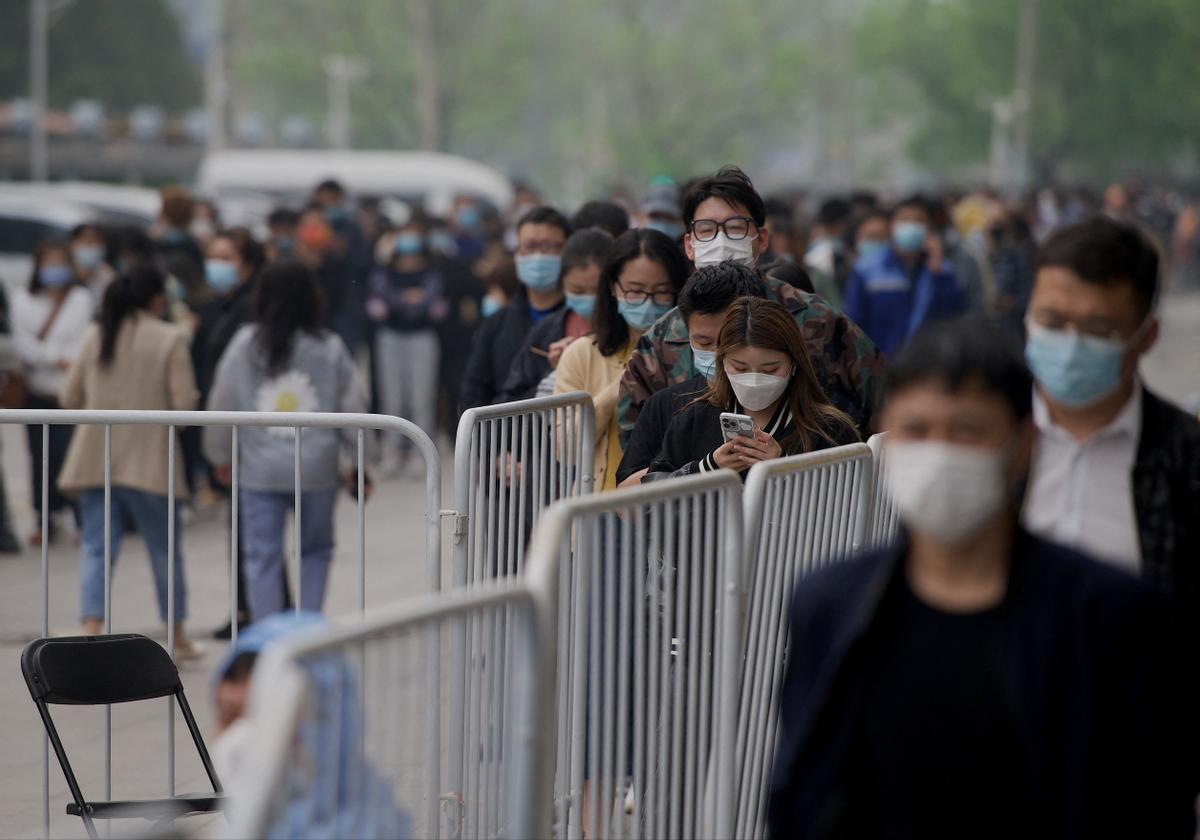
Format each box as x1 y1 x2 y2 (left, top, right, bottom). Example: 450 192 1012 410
692 232 755 267
884 440 1008 545
727 370 790 411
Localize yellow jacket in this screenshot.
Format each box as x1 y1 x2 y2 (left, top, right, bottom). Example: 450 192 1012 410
553 336 633 491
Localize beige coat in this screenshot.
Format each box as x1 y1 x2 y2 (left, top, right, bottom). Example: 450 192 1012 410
553 336 634 491
58 314 198 498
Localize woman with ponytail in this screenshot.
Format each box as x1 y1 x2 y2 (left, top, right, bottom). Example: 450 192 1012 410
58 266 202 658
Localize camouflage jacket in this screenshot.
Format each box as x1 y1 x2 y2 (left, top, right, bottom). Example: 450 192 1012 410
616 278 888 448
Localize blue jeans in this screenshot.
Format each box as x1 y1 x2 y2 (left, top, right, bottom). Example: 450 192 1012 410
240 489 337 621
79 488 186 623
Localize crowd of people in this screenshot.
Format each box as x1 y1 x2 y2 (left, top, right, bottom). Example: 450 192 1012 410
2 160 1199 830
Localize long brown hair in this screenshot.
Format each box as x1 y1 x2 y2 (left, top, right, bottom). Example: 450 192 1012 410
703 296 858 453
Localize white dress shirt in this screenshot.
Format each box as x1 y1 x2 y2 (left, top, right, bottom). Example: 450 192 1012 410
12 286 95 398
1022 386 1143 573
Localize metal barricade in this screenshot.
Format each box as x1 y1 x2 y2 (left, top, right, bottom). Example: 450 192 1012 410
734 443 873 839
228 581 555 840
452 392 595 585
525 471 744 839
0 408 440 840
864 432 900 549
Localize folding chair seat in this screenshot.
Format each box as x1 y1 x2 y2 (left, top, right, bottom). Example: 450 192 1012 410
21 634 225 839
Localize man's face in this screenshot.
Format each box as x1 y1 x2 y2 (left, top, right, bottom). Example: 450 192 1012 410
515 222 566 257
881 382 1032 486
685 309 730 353
684 197 770 264
1026 266 1157 389
892 205 929 227
856 216 889 249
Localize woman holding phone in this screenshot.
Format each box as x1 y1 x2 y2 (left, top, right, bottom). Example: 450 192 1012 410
647 296 859 479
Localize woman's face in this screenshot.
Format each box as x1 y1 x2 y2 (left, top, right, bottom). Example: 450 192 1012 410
562 263 600 297
207 236 248 280
722 344 793 378
613 255 674 303
41 248 71 270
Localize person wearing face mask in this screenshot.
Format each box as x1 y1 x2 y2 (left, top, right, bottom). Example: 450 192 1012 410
841 195 967 356
615 262 769 488
499 227 614 402
851 208 891 265
617 166 886 456
310 180 372 357
461 206 572 410
802 197 853 307
1021 216 1200 643
646 297 859 481
13 241 93 545
554 229 689 490
769 318 1198 840
68 223 115 310
638 182 685 241
366 214 450 475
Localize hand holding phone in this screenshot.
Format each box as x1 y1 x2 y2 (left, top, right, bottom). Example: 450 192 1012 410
720 412 756 443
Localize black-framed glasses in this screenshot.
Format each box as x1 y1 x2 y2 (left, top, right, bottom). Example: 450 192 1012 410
616 283 676 306
689 216 759 242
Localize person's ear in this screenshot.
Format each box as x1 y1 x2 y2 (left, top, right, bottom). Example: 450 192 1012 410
1134 316 1159 357
683 232 695 263
756 226 771 259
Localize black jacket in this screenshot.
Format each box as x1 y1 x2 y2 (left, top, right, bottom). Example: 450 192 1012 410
192 278 257 400
1133 388 1200 642
460 291 563 410
768 531 1199 839
498 308 571 403
647 397 859 480
615 375 707 484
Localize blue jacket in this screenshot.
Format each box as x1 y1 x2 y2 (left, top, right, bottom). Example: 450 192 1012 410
842 247 966 356
768 530 1198 839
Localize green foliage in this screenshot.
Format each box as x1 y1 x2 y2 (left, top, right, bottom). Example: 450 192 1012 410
854 0 1200 181
0 0 200 110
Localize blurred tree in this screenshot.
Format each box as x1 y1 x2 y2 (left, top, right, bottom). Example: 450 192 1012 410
855 0 1200 182
0 0 200 110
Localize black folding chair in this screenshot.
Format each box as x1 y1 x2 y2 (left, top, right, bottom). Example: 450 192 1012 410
21 634 225 839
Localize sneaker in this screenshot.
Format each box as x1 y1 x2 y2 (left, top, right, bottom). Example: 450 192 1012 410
172 638 206 661
211 616 250 640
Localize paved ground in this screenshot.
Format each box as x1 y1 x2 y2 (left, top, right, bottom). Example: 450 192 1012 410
0 290 1195 839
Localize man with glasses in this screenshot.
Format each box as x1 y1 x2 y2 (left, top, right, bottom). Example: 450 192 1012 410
616 165 887 446
1022 215 1200 643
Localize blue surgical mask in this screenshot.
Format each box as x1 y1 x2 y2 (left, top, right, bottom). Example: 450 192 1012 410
692 347 717 381
856 240 889 262
618 298 671 332
72 245 104 271
516 254 561 292
1024 321 1132 408
205 259 239 293
456 206 482 232
565 292 596 320
644 218 684 240
394 232 424 257
38 265 73 288
892 221 927 253
481 296 503 318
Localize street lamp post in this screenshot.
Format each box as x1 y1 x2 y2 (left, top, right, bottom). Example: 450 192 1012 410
29 0 48 181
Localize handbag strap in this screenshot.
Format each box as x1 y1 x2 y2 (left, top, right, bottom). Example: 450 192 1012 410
36 293 69 342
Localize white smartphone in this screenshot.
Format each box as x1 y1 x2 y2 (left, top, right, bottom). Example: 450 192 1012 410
720 412 756 443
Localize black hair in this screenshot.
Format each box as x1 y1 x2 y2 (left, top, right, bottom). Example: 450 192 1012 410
816 198 852 227
254 259 327 375
268 207 301 228
314 178 345 197
28 239 75 294
677 261 769 320
593 229 689 357
516 205 572 239
214 227 266 277
763 260 815 294
68 223 104 243
571 201 629 238
220 651 259 683
849 190 878 210
883 316 1033 421
560 227 614 278
99 266 166 367
682 166 766 227
891 194 930 219
115 226 156 264
763 196 793 220
1036 215 1159 317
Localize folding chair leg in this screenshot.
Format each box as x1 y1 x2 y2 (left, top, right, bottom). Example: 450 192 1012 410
176 690 223 794
34 700 98 839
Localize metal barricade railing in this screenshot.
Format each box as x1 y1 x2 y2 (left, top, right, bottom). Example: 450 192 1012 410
452 392 595 585
864 432 900 549
525 471 744 839
0 408 440 840
734 443 873 838
228 581 555 840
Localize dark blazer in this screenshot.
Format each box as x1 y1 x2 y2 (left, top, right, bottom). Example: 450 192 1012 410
1133 388 1200 642
768 531 1199 840
460 292 563 411
497 308 571 403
